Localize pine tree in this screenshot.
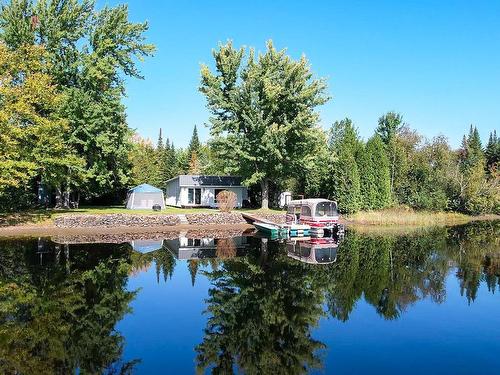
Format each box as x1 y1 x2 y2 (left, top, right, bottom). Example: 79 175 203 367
157 128 164 152
485 130 499 169
163 138 177 179
155 129 166 187
456 127 495 214
467 125 483 162
188 125 201 156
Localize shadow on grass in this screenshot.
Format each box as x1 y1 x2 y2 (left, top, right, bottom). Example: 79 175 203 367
0 209 73 227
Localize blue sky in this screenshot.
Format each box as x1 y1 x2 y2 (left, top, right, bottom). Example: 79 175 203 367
99 0 499 148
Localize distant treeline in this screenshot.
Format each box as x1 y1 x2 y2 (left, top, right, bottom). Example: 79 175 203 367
0 1 498 214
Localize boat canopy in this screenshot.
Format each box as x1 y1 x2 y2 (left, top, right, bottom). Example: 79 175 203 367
287 199 338 216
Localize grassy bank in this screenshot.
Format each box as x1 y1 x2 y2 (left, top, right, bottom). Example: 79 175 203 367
344 207 499 226
0 206 284 227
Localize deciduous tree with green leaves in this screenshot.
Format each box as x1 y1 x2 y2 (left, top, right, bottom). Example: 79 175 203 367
200 40 329 208
0 0 154 204
0 43 83 206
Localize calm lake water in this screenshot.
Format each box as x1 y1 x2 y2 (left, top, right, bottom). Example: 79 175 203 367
0 222 499 374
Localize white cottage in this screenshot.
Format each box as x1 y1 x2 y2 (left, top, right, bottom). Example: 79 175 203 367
165 175 248 208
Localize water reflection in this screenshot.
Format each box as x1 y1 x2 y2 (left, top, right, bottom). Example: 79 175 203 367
0 239 137 374
0 221 498 374
286 237 338 264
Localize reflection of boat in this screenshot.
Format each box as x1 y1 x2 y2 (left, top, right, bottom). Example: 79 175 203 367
286 238 338 264
163 236 249 260
253 222 288 237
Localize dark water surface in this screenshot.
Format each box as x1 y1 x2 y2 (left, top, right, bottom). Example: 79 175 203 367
0 222 499 374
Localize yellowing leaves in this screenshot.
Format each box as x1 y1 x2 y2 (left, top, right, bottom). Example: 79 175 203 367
0 43 83 195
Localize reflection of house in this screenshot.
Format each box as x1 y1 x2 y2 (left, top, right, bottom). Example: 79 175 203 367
286 238 338 264
164 236 249 260
165 175 248 208
130 239 164 253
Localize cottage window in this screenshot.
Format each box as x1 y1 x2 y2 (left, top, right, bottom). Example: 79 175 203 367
214 189 225 203
187 238 201 247
188 188 202 205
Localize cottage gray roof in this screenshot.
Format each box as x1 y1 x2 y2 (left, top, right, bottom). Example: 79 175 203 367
176 175 243 187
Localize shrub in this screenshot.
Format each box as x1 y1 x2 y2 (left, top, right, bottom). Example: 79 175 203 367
216 190 237 212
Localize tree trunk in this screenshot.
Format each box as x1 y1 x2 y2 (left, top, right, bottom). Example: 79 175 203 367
63 185 70 209
260 178 269 209
55 186 63 208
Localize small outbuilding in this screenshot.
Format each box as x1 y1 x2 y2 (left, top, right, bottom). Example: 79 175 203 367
126 184 166 210
165 175 248 208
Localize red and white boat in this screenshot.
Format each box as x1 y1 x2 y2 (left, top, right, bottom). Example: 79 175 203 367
285 198 342 236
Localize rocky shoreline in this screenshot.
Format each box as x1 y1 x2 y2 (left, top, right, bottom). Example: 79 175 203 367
54 212 287 228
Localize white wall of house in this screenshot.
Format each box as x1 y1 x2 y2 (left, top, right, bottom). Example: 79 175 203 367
166 185 247 208
165 177 181 206
165 175 248 208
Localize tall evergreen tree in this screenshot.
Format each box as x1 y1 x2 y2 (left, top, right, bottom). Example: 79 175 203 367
467 125 483 164
188 125 201 156
155 129 166 188
484 130 500 170
456 127 497 214
485 130 499 170
328 149 361 214
157 128 164 152
359 135 392 209
326 119 361 213
376 112 405 198
357 144 375 210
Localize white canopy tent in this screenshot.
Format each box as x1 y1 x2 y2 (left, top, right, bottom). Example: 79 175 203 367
126 184 166 210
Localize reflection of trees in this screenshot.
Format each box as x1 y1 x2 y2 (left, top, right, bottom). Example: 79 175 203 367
447 221 500 303
327 229 450 321
197 223 500 373
0 240 138 374
327 223 499 320
196 239 327 375
130 245 176 284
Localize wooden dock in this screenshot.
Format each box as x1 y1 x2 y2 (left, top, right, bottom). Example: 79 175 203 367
241 213 279 226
